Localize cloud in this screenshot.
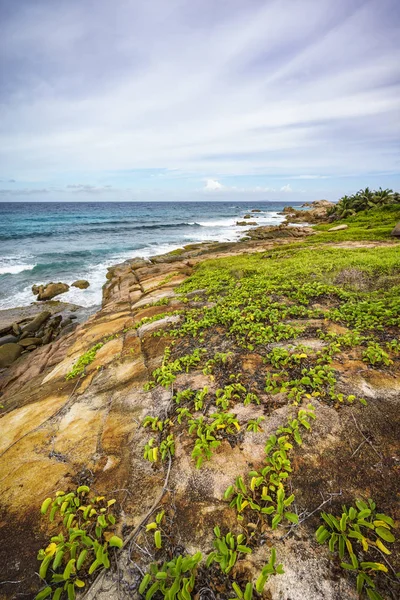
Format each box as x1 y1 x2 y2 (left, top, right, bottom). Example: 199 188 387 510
280 184 292 192
204 179 225 191
66 184 113 193
0 188 49 195
0 0 399 198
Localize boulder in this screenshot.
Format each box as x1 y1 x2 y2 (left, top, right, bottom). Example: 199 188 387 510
18 337 42 347
243 214 252 219
328 224 348 231
35 282 69 301
251 209 261 212
236 221 257 226
390 223 400 237
22 310 51 333
71 279 90 289
0 343 22 368
0 334 19 346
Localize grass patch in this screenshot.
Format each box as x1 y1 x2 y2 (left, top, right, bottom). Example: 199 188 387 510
308 204 400 243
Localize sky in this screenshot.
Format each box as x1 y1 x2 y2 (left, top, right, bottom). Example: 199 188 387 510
0 0 399 202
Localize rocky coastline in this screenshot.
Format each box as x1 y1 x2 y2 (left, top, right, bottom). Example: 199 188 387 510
0 200 398 600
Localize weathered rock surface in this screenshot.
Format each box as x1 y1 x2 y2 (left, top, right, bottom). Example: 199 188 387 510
34 282 70 301
72 279 90 289
236 220 257 225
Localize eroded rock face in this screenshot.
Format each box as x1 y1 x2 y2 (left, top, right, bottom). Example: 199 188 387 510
34 282 70 301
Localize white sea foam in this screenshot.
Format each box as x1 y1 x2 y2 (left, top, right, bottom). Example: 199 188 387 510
0 264 36 275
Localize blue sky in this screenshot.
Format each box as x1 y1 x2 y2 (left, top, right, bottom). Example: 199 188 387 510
0 0 399 202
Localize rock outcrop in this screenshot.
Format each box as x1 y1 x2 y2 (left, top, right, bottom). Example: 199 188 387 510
244 223 314 240
282 200 334 224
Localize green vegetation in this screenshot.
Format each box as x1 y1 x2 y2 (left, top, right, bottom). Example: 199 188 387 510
327 187 399 219
206 527 252 574
138 552 203 599
66 343 104 380
40 201 398 600
309 204 400 242
134 211 399 599
35 487 122 600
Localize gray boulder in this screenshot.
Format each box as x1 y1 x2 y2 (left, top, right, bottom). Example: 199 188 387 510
22 311 51 333
390 223 400 237
0 334 19 346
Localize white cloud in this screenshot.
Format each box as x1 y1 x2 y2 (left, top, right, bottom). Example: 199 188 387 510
204 179 225 191
0 0 399 191
280 184 292 192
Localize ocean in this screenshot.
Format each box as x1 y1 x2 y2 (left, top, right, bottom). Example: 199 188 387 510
0 201 301 310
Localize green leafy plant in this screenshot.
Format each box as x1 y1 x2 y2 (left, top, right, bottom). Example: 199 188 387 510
362 342 393 366
138 552 202 599
145 510 165 550
246 416 265 433
316 499 397 600
206 527 252 574
35 486 122 600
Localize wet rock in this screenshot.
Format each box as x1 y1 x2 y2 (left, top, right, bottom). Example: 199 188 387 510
72 279 90 289
35 282 69 301
328 224 348 231
251 209 261 212
18 337 42 347
0 334 19 346
0 343 22 367
243 214 252 218
391 223 400 237
22 310 51 333
236 220 257 226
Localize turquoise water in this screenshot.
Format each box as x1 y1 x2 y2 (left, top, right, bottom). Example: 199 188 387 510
0 201 299 309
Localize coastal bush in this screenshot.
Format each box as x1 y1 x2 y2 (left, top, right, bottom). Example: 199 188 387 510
35 486 122 600
327 187 398 219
